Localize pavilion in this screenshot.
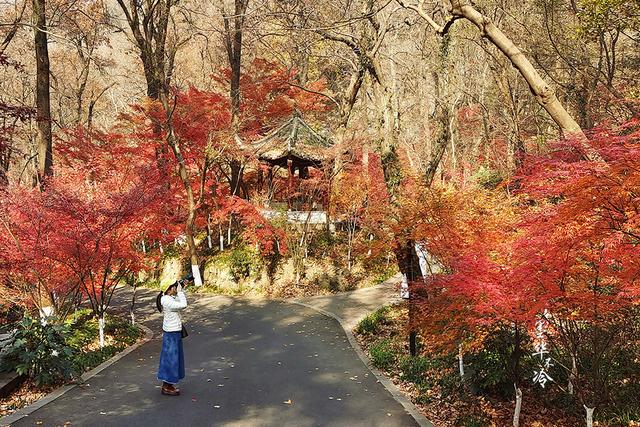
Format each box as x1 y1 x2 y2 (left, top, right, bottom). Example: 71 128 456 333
253 112 334 221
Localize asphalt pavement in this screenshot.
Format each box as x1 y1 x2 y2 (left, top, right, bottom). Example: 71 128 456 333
9 290 420 427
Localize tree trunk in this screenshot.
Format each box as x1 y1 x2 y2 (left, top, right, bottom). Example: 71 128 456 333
223 1 249 198
33 0 53 183
513 385 523 427
207 215 213 249
450 2 584 138
223 0 248 127
458 345 465 378
569 355 577 395
98 315 105 348
130 283 137 325
158 91 201 286
230 160 243 196
584 405 595 427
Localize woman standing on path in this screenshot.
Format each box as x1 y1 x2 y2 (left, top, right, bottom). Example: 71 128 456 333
156 276 193 396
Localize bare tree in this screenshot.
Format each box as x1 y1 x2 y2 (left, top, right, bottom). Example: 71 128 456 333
115 0 203 284
396 0 588 143
222 0 249 197
33 0 53 183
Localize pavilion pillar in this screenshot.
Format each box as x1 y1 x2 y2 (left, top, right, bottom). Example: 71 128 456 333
287 158 293 210
267 165 274 205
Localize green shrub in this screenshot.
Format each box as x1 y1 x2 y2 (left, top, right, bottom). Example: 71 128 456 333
66 313 141 352
455 414 491 427
370 338 395 371
104 316 141 346
465 327 533 398
65 309 98 351
229 243 260 282
356 306 390 335
399 355 432 387
0 314 75 386
472 166 503 190
71 345 119 373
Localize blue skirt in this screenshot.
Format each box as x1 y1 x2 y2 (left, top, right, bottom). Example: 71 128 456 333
157 331 185 384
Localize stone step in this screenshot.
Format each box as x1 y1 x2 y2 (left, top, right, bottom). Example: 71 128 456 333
0 371 24 398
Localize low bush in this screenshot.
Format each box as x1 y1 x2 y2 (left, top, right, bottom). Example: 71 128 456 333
465 327 534 398
0 314 75 386
0 310 143 386
399 355 432 387
370 338 395 370
103 315 142 347
71 345 119 374
356 306 390 335
228 243 261 282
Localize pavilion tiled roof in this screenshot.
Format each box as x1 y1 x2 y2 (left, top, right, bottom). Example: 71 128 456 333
253 113 333 166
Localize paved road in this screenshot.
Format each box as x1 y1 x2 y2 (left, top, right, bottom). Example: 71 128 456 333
11 292 419 427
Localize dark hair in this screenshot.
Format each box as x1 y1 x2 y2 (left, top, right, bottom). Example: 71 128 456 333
155 283 178 312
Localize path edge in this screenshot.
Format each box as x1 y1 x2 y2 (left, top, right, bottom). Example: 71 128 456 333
289 299 434 427
0 322 154 426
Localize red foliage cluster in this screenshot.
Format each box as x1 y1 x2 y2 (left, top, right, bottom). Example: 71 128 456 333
0 145 169 317
0 58 332 317
213 58 330 140
410 120 640 354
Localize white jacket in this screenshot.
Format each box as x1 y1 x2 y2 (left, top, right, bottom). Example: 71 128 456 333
161 291 187 332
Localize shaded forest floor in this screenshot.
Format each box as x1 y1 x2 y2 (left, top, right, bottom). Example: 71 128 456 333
0 312 143 418
354 304 640 427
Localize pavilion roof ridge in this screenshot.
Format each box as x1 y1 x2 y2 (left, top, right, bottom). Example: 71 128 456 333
254 113 333 151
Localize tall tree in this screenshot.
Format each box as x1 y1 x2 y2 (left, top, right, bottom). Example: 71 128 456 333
33 0 52 183
222 0 249 197
115 0 203 285
115 0 180 100
396 0 593 150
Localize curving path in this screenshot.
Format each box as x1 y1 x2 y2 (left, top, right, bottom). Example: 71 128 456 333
8 287 423 427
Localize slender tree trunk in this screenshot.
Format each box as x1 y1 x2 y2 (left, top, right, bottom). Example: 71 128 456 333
569 355 577 395
513 385 523 427
512 324 523 427
207 214 213 249
223 0 249 197
33 0 52 183
584 405 595 427
458 345 465 378
129 282 137 325
158 92 201 286
425 36 453 185
98 315 105 348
